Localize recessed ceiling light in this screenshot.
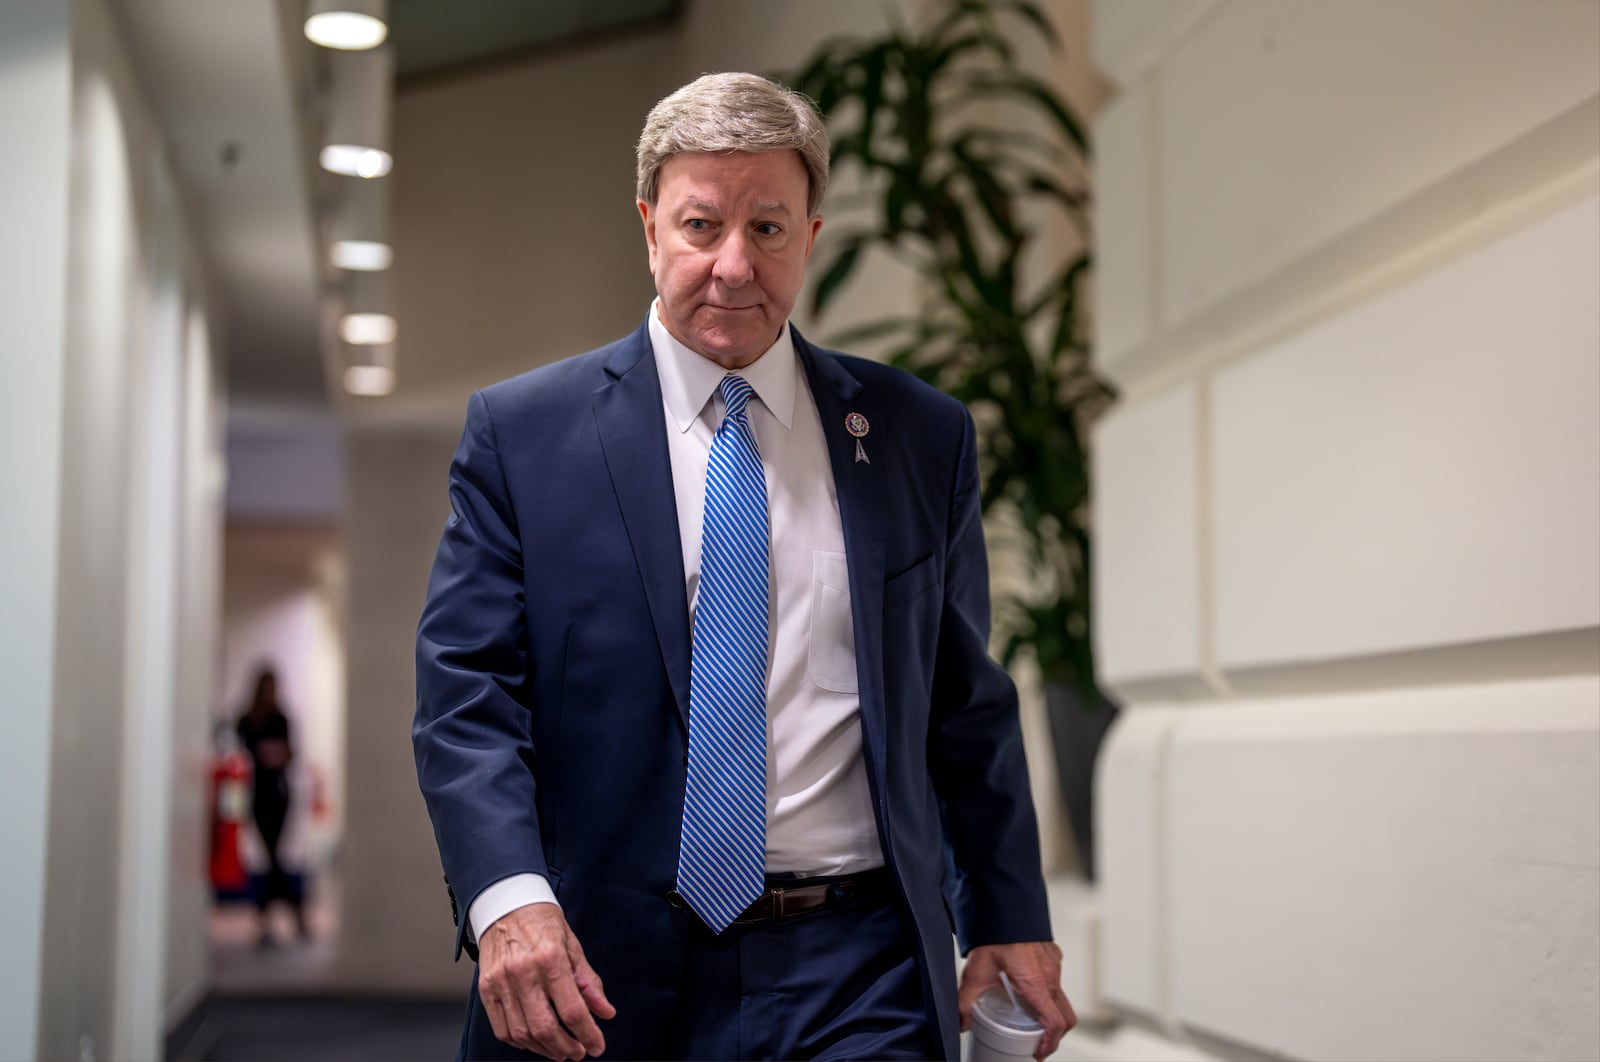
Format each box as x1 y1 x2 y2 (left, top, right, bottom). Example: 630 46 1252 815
340 313 397 345
320 145 392 179
344 364 395 396
331 240 394 271
305 11 388 51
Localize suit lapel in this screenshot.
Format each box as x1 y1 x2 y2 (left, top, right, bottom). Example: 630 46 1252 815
592 322 692 728
794 328 889 790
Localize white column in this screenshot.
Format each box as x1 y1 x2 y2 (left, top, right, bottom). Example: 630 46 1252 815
113 153 187 1062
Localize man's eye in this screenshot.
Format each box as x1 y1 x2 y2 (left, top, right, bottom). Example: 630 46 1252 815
755 223 781 237
686 218 709 231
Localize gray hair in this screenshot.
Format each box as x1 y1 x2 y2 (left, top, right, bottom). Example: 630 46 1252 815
636 72 830 218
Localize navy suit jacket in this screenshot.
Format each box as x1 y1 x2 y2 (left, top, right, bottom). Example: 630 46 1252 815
414 318 1050 1060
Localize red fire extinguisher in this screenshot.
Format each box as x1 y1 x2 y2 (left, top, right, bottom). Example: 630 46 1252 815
209 747 251 897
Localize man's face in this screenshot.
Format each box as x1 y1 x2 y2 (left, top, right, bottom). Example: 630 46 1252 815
639 149 822 369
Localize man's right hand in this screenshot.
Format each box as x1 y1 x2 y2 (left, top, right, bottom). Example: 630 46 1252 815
477 903 616 1059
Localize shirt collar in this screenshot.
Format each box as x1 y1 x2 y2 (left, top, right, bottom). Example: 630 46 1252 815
649 298 796 433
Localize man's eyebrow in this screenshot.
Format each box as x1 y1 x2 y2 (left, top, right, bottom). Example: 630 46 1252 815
677 197 795 217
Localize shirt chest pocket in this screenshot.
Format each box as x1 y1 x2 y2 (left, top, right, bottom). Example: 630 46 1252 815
808 550 859 694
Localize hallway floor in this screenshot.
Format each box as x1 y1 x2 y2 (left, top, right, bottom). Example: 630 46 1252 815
181 876 463 1061
193 995 462 1061
208 882 341 994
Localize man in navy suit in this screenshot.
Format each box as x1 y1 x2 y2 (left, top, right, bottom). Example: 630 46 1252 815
415 72 1075 1061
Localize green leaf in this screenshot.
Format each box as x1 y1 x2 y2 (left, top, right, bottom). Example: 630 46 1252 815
927 30 1014 76
950 139 1016 241
993 0 1061 51
1022 171 1088 212
927 0 989 47
962 73 1090 159
1048 254 1092 356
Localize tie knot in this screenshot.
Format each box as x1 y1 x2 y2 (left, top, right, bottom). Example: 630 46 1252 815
719 374 755 422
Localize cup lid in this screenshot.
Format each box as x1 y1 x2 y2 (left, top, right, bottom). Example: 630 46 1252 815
973 986 1043 1033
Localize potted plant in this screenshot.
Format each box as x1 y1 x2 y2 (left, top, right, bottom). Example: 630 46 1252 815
788 0 1118 877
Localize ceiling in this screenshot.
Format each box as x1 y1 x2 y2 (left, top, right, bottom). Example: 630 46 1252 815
115 0 326 409
114 0 682 417
390 0 681 83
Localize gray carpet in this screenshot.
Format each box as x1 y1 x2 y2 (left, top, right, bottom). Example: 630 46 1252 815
174 994 464 1061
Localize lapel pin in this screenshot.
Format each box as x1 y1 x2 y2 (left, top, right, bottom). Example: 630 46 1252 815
845 412 870 464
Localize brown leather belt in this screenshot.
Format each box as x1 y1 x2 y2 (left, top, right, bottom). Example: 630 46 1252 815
728 868 892 925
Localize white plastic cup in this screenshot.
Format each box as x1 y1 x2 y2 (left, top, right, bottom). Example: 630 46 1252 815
966 985 1044 1062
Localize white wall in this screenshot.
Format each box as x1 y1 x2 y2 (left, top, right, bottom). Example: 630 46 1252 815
1081 2 1600 1060
0 0 226 1057
0 5 73 1059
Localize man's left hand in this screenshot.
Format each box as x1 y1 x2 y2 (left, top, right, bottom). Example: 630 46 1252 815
958 941 1076 1060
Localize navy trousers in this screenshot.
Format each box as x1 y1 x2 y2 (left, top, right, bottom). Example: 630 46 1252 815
459 886 938 1061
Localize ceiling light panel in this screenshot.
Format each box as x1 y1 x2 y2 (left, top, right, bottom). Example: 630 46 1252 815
340 313 397 345
331 240 394 271
343 364 395 396
305 0 389 50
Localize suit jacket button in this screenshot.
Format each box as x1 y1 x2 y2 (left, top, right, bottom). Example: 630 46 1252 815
667 890 687 910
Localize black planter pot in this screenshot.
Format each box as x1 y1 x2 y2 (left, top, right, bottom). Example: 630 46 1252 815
1043 685 1119 881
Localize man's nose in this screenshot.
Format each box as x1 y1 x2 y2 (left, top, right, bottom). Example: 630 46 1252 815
712 231 754 287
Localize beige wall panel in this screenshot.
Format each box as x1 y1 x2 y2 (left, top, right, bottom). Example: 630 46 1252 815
1091 0 1219 89
391 35 667 400
1094 384 1202 686
1159 0 1600 329
1095 80 1157 366
1166 678 1600 1061
338 428 474 995
1097 707 1184 1018
1212 195 1600 669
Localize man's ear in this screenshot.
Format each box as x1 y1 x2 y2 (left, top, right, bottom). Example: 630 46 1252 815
801 214 823 264
638 200 658 274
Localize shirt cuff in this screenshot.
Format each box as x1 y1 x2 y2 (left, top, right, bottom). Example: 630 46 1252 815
468 874 559 942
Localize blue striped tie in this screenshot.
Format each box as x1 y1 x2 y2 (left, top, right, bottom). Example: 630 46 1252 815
677 374 769 932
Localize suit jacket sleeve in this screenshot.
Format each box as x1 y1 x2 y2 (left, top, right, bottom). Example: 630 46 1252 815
414 390 548 954
927 408 1053 952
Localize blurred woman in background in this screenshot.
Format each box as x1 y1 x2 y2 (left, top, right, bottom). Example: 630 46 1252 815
236 665 308 945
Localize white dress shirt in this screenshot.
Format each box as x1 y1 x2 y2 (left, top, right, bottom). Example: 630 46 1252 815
469 304 882 942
